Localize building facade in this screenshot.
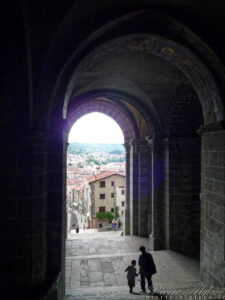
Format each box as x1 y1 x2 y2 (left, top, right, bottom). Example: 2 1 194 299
115 186 126 230
88 172 125 227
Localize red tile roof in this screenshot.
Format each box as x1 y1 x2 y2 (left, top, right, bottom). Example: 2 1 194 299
67 178 84 185
88 171 125 183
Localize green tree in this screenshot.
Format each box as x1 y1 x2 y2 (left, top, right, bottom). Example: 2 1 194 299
86 155 100 165
77 162 83 168
114 206 120 219
96 211 114 222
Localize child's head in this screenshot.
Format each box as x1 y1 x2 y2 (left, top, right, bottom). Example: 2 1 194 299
131 260 136 266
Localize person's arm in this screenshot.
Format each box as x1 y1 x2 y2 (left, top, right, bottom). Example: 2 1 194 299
139 265 142 274
138 256 142 274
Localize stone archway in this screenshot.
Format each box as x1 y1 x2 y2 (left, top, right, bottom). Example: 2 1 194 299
65 34 224 125
65 93 153 236
67 96 140 143
41 11 225 293
2 2 225 298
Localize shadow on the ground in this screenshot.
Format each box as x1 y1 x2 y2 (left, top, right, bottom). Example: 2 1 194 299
131 291 162 298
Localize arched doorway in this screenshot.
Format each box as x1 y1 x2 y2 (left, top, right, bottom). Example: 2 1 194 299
37 8 225 296
2 2 225 298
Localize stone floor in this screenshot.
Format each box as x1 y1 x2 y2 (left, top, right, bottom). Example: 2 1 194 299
65 230 225 300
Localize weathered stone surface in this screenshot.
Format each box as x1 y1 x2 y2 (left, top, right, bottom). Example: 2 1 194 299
65 231 223 299
89 272 103 283
201 131 225 288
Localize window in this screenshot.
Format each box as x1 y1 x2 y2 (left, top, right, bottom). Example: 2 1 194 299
121 190 125 195
111 208 114 213
122 211 124 216
122 201 125 207
99 207 105 212
100 181 105 188
111 181 114 186
99 223 102 228
100 194 105 199
111 193 114 198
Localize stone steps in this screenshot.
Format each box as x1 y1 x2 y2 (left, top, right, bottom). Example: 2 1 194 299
66 285 155 299
66 284 225 300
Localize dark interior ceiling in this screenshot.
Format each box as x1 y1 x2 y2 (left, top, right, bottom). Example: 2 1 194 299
68 44 187 133
71 52 186 103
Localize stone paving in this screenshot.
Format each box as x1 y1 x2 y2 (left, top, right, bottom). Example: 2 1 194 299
65 230 225 300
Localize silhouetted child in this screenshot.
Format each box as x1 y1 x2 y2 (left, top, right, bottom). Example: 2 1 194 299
125 260 139 293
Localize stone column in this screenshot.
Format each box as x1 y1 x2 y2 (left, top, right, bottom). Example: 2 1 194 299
138 141 151 237
0 129 48 298
124 142 130 235
129 139 140 235
148 139 162 250
198 122 225 288
46 119 68 298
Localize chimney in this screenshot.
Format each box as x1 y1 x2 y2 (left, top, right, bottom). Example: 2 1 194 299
95 166 100 175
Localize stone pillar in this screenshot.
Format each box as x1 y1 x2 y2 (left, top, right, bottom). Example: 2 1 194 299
0 130 48 298
198 122 225 288
138 142 151 237
168 137 201 257
124 142 130 235
129 140 139 235
46 119 68 298
148 139 162 250
159 139 169 249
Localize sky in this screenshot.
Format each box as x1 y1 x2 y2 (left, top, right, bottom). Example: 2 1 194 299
68 112 124 144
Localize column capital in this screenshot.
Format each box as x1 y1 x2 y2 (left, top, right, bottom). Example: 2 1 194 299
197 121 225 135
128 139 142 154
146 138 163 154
130 138 141 145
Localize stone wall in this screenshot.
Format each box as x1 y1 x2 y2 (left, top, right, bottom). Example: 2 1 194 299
168 138 200 257
45 125 68 299
160 83 203 257
96 219 112 230
0 131 48 297
201 129 225 287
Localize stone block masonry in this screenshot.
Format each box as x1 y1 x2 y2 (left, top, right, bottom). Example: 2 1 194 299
201 130 225 287
0 131 48 298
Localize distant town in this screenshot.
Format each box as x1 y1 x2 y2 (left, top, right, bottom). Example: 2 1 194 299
67 143 126 232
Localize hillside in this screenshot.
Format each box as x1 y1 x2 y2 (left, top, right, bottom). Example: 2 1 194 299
68 142 125 154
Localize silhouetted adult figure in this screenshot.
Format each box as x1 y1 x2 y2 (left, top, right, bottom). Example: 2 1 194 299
138 246 157 294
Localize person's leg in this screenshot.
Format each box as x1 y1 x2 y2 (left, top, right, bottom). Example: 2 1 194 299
146 274 153 292
140 274 146 292
128 282 133 293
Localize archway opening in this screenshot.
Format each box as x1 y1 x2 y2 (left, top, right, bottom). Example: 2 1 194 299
66 112 125 235
65 112 129 293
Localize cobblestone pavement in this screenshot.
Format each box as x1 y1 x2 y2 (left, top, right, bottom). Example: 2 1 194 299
65 230 224 300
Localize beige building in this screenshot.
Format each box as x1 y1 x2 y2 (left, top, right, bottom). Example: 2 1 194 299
115 185 126 230
88 172 125 228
